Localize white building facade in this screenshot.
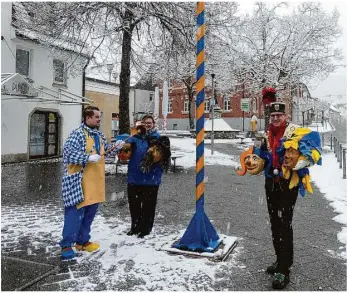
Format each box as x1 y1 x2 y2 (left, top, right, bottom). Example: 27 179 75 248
1 2 88 163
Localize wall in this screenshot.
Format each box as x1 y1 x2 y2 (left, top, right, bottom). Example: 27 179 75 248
85 80 119 141
1 99 81 162
133 89 154 115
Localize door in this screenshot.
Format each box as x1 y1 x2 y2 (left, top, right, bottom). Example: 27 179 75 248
29 111 60 158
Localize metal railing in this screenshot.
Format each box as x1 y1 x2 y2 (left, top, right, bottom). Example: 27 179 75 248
330 134 346 179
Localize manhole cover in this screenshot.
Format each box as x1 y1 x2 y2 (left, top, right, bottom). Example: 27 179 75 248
1 256 59 291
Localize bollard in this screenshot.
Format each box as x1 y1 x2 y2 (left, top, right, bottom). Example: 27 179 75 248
343 148 346 179
335 138 337 158
339 144 342 168
330 134 333 150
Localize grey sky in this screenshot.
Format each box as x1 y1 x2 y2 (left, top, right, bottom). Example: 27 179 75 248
237 1 347 103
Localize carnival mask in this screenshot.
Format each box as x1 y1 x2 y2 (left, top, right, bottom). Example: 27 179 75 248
237 146 265 176
118 143 132 163
283 147 300 169
141 136 171 173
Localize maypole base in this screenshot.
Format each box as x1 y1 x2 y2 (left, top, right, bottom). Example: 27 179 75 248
162 234 238 262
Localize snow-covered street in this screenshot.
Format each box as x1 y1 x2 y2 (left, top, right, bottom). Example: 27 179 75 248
1 138 346 290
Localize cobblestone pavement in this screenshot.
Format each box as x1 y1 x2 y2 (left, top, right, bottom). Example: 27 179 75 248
1 144 346 291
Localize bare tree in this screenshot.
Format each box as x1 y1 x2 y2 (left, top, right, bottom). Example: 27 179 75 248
13 2 195 133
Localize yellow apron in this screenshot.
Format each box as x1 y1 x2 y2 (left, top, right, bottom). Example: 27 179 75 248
67 130 105 209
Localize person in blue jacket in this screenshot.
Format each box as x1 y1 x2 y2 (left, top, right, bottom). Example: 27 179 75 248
125 115 170 238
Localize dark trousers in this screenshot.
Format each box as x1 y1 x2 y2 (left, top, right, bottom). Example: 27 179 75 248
127 184 159 234
60 203 99 248
265 178 298 275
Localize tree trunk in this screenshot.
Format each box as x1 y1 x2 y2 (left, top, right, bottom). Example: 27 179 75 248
188 94 195 130
119 25 133 134
183 77 195 130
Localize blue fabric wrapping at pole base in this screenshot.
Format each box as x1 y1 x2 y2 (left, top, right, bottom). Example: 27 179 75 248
172 198 221 252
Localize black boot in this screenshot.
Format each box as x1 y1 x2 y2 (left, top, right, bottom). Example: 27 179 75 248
266 261 278 274
126 228 139 236
137 231 150 238
272 272 290 290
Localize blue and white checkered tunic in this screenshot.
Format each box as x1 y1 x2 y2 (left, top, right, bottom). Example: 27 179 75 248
61 123 119 207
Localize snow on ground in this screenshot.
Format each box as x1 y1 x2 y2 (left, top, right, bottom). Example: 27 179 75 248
168 137 244 169
106 137 347 261
66 217 241 291
310 147 347 259
1 205 242 290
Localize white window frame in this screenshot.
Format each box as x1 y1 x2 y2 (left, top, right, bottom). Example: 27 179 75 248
168 99 173 113
223 97 230 111
183 100 189 113
53 59 67 85
253 99 257 112
15 47 32 77
204 99 210 113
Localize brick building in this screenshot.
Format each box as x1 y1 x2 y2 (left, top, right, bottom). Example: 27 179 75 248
157 79 265 131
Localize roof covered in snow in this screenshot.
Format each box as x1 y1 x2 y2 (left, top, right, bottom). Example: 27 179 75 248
85 65 138 87
204 118 240 132
307 120 336 133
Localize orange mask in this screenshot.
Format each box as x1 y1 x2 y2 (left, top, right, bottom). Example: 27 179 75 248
237 146 265 176
283 147 300 169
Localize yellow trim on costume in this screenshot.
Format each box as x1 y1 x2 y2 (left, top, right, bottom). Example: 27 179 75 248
294 127 312 137
282 166 291 180
289 171 299 189
283 127 312 150
311 149 321 164
283 140 299 150
302 174 313 194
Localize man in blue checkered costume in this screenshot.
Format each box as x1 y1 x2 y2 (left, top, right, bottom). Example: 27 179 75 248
60 106 124 261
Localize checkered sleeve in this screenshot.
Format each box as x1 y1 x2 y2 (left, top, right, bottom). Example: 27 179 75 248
63 129 89 166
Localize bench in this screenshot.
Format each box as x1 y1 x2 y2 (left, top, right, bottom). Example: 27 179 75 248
171 152 184 171
116 160 129 175
236 135 246 144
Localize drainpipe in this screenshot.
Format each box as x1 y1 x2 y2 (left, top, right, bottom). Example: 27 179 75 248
82 69 86 121
133 88 136 126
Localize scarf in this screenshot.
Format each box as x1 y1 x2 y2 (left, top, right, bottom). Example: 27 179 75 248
82 123 101 154
268 121 286 169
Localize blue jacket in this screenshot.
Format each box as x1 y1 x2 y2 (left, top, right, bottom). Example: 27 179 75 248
127 130 163 186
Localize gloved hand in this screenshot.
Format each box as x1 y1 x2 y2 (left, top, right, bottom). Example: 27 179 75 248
113 140 125 151
88 154 101 163
293 159 311 170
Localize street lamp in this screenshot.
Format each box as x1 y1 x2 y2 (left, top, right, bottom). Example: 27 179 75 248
106 63 114 82
211 73 215 155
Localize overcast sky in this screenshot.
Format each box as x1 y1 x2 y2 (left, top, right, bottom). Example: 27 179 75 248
237 1 347 104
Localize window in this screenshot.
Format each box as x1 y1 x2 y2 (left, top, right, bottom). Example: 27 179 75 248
53 59 66 85
149 93 153 102
204 99 210 112
223 97 230 111
253 99 257 112
168 99 173 113
184 100 189 112
16 48 30 76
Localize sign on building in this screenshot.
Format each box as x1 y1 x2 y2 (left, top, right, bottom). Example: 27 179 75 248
240 98 249 112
